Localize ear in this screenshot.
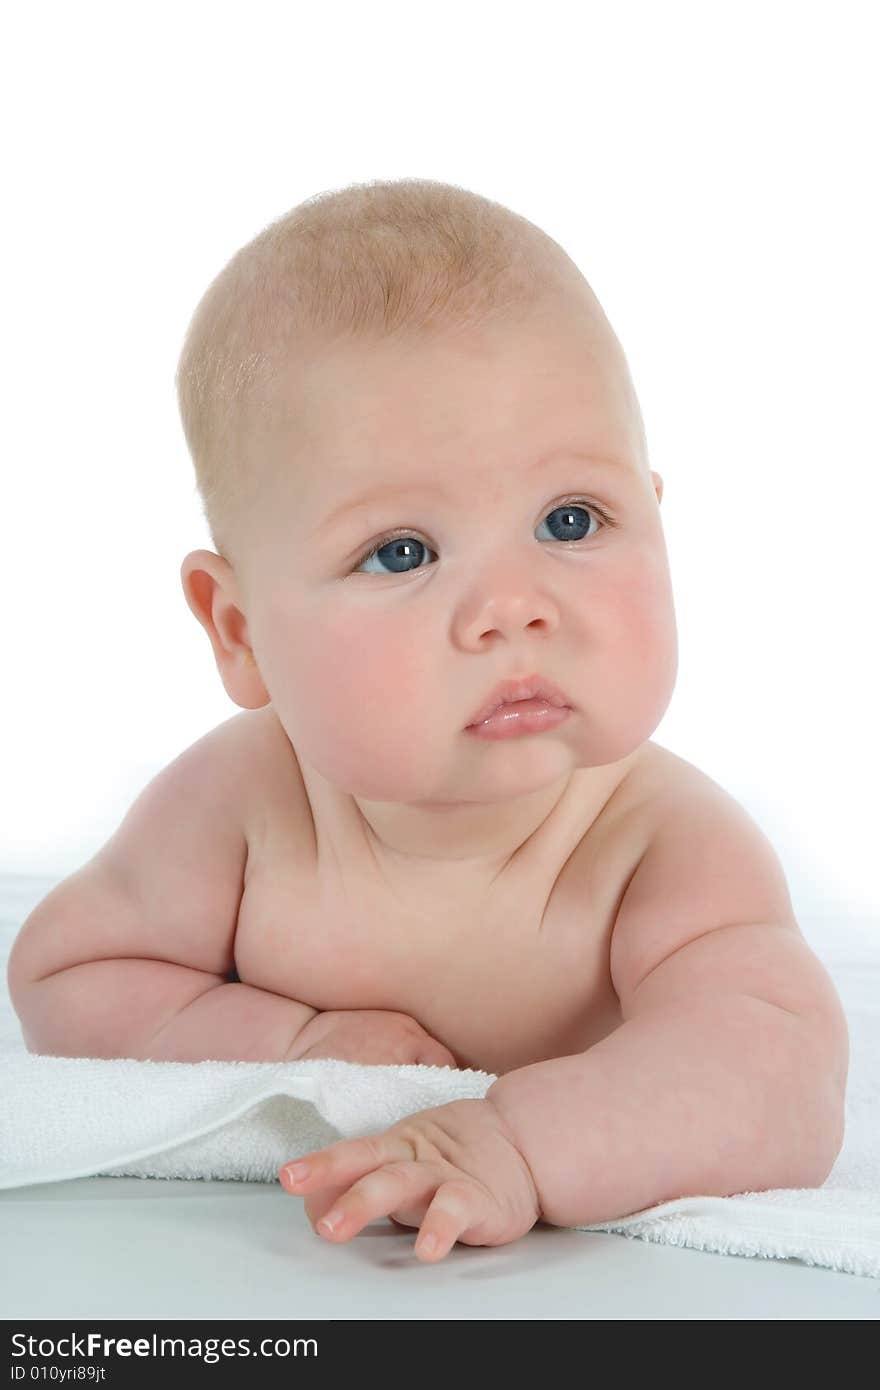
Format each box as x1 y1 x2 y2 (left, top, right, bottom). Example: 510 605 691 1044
180 549 270 710
651 471 663 505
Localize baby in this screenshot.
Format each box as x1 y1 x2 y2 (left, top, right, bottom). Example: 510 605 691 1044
7 178 849 1263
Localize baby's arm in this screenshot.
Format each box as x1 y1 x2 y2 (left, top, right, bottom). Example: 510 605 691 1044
7 719 453 1067
7 866 320 1063
12 952 457 1068
12 940 459 1070
6 719 306 1062
488 801 849 1227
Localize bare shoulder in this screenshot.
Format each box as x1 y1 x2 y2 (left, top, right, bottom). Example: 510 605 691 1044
183 706 286 821
609 741 803 1007
608 744 849 1100
160 706 305 858
10 709 277 989
624 741 789 851
624 739 729 808
598 740 719 862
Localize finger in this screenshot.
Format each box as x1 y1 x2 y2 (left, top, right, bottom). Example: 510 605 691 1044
279 1132 415 1196
313 1160 438 1243
302 1184 357 1229
280 1156 382 1232
414 1182 480 1262
277 1161 358 1227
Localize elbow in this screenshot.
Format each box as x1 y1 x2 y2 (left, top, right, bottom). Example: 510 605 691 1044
791 1101 845 1190
6 935 36 1014
6 959 41 1046
781 1001 849 1189
6 928 59 1049
8 974 75 1057
812 1082 847 1187
8 964 125 1060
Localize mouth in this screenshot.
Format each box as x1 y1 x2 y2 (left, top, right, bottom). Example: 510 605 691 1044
465 674 574 728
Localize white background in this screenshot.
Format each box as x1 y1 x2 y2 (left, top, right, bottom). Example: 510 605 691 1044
2 1 877 923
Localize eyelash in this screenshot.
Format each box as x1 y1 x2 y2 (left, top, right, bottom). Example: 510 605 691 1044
349 496 617 573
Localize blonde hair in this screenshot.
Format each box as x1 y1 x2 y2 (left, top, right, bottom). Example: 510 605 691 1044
175 178 616 562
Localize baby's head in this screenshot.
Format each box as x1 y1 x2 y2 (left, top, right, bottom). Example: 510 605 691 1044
177 179 677 824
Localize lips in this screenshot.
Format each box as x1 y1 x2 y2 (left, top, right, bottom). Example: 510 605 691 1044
465 674 573 728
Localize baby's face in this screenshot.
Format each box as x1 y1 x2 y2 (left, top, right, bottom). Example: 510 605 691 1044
232 299 678 809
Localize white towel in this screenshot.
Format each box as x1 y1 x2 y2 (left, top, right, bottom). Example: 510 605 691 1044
2 895 878 1279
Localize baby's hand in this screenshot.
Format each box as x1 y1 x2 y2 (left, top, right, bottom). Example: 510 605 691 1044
286 1009 459 1068
279 1098 541 1261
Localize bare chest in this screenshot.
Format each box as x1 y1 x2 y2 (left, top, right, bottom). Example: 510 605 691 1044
233 770 655 1076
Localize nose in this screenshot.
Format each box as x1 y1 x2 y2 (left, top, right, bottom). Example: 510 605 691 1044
455 566 561 649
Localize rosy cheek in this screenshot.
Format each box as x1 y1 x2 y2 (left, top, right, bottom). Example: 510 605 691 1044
282 607 431 792
597 564 677 728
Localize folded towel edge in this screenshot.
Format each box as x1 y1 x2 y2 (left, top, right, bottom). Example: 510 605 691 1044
0 1081 329 1192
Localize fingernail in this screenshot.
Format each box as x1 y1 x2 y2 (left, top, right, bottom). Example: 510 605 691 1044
285 1161 310 1182
418 1234 438 1257
318 1209 342 1234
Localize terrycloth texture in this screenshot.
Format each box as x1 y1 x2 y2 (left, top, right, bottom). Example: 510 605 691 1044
0 1054 495 1185
1 883 878 1279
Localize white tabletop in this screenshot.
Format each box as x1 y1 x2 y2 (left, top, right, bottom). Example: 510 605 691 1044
3 1173 879 1320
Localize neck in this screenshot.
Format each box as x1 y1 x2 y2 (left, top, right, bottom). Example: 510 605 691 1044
298 753 643 890
355 772 577 872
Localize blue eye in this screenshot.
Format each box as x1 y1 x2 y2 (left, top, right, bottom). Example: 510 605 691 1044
350 499 613 576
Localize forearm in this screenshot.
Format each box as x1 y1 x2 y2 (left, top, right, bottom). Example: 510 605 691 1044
16 959 319 1063
487 994 843 1229
143 982 319 1062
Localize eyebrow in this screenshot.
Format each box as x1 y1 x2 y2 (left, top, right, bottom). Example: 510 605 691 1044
317 451 625 528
